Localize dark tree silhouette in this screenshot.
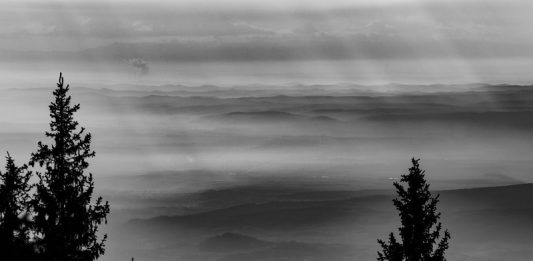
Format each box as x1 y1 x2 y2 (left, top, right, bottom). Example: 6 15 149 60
0 152 34 260
30 72 110 261
377 158 450 261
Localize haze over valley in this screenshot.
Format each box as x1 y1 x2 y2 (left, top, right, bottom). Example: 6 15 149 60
2 0 533 260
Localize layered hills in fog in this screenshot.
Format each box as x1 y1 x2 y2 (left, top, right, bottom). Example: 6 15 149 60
103 181 533 261
1 83 533 261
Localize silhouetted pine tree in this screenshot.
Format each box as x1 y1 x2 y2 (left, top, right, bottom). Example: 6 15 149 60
30 72 110 261
0 152 34 260
377 158 450 261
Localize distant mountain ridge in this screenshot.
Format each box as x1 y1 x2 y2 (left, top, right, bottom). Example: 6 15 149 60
114 183 533 261
128 183 533 230
210 111 340 123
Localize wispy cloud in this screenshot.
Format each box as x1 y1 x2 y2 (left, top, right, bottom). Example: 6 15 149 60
1 0 533 60
128 58 150 75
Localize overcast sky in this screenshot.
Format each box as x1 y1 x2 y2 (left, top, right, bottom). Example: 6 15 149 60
1 0 533 86
2 0 532 60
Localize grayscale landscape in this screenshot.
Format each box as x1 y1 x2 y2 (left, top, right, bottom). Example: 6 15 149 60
1 0 533 260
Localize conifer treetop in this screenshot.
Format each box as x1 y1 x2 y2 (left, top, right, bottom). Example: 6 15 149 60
378 158 450 261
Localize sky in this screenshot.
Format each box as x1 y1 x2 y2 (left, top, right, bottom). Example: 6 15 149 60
1 0 533 85
2 0 532 56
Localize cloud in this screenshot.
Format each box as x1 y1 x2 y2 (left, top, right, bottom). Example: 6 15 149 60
132 21 154 32
2 0 533 60
128 58 150 75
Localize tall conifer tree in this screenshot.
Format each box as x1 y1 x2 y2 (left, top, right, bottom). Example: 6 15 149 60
31 73 110 261
378 158 450 261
